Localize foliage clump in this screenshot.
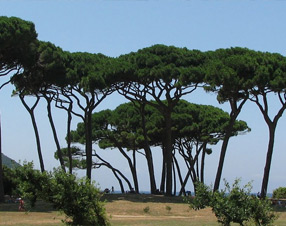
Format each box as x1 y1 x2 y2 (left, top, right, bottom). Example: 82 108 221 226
187 179 277 226
273 187 286 199
9 163 110 226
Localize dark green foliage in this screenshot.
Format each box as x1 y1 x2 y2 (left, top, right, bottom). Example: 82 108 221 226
2 166 19 196
188 179 277 226
46 169 110 226
15 163 109 226
0 16 38 72
273 187 286 199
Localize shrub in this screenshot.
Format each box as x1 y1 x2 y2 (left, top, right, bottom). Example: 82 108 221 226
187 179 277 226
46 169 109 226
273 187 286 199
16 163 110 226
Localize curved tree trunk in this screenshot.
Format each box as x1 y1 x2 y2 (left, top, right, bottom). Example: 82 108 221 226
45 96 66 172
260 126 275 198
20 94 45 172
160 148 166 193
213 121 234 191
164 112 173 196
66 103 73 174
85 108 93 180
213 98 247 191
132 150 139 193
140 104 157 194
200 143 207 184
116 145 139 193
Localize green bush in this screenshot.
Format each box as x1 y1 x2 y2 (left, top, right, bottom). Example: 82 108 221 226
273 187 286 199
16 163 110 226
187 179 277 226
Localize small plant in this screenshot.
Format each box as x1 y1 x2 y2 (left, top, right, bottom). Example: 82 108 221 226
143 206 150 213
165 205 172 212
187 179 277 226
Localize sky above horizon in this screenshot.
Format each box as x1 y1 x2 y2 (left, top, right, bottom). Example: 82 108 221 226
1 0 286 193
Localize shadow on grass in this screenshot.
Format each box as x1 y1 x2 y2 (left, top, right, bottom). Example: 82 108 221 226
102 193 187 204
0 200 56 213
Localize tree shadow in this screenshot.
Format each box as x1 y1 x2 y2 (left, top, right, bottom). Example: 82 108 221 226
102 193 186 204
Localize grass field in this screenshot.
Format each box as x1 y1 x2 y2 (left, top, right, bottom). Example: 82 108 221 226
1 194 286 225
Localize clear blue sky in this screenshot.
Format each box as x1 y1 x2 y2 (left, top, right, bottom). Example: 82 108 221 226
1 0 286 193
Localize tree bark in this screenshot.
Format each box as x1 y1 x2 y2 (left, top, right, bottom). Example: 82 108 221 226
260 125 276 198
20 95 45 172
66 103 73 174
85 108 93 180
45 96 66 172
140 105 157 194
164 112 173 196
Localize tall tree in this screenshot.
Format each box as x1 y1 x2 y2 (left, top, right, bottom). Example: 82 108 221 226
110 45 206 196
171 100 250 194
56 52 114 179
0 16 38 201
12 41 69 172
248 52 286 198
205 47 257 191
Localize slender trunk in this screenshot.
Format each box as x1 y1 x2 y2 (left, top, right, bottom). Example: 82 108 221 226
179 171 190 196
172 158 176 196
30 110 45 172
173 154 185 195
160 148 166 193
140 105 157 193
164 112 173 196
132 150 139 193
200 144 207 184
94 153 133 191
0 116 4 202
214 97 247 191
260 125 276 198
112 169 125 193
20 95 45 172
45 97 65 172
67 104 73 174
116 145 139 193
85 109 93 179
213 123 234 191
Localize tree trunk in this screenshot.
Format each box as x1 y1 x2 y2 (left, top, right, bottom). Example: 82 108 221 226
140 105 157 194
164 112 173 196
116 145 139 193
160 148 166 193
66 103 73 174
20 95 45 172
213 122 234 191
173 154 185 195
45 97 66 172
260 124 276 198
85 109 93 180
172 158 176 196
132 150 139 193
200 143 207 184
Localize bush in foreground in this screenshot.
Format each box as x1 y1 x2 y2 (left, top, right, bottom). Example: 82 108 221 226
187 179 277 226
16 163 110 226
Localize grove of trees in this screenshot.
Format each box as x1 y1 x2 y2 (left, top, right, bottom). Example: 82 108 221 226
1 16 286 199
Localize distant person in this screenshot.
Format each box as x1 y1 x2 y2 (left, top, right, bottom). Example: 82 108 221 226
111 186 114 193
18 198 25 211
